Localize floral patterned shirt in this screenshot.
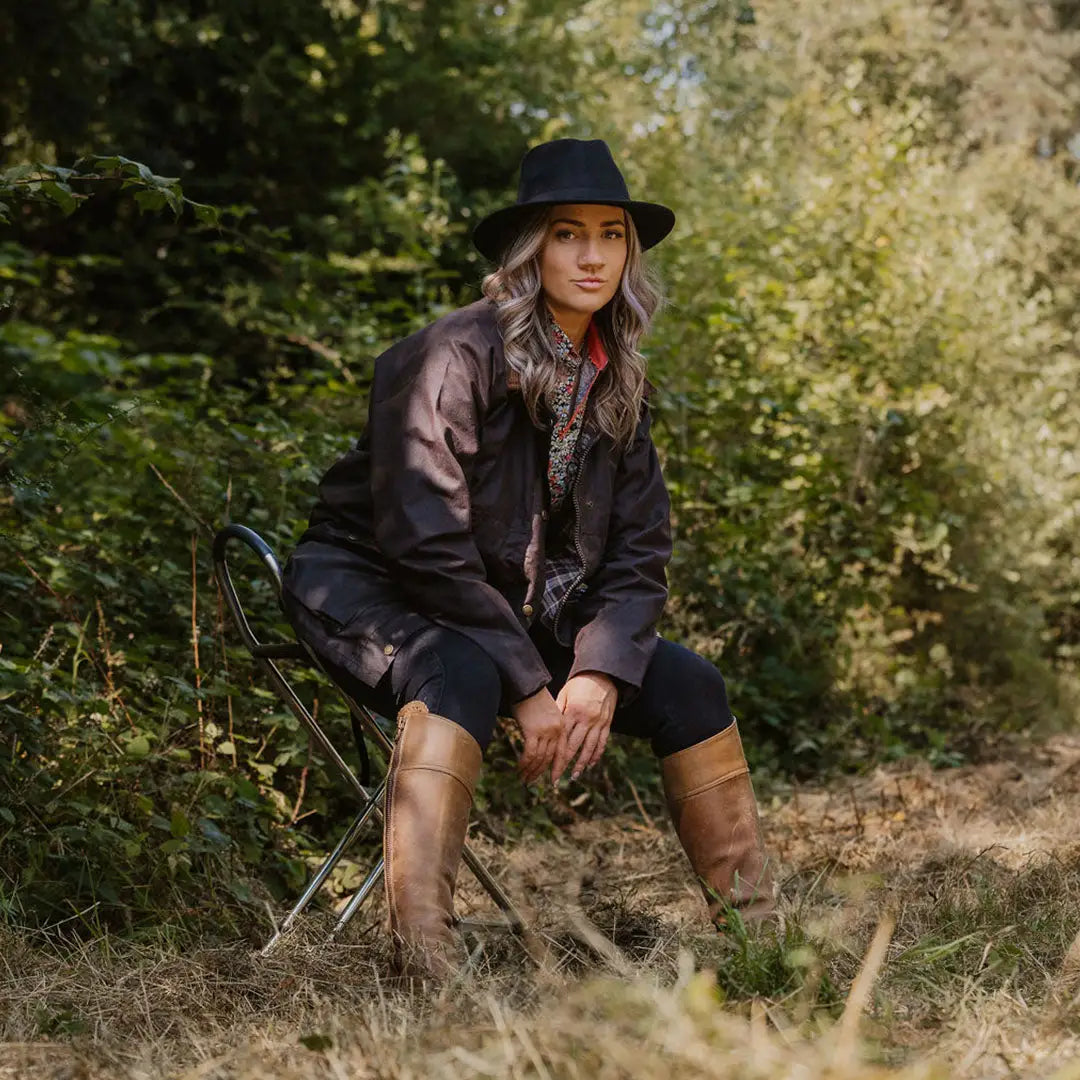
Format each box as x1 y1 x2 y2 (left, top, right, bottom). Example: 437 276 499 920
544 308 608 511
539 308 609 630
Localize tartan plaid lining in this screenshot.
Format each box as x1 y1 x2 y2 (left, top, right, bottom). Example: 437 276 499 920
539 552 586 628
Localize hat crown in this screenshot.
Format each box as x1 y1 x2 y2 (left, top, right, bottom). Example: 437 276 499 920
516 138 631 203
471 137 674 261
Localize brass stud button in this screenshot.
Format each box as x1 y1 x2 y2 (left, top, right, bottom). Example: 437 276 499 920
522 603 534 617
383 643 394 655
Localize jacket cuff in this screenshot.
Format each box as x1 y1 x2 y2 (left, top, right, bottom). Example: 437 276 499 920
501 648 553 705
568 625 659 696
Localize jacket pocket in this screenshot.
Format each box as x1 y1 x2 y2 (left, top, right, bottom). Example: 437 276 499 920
471 506 530 581
282 541 387 628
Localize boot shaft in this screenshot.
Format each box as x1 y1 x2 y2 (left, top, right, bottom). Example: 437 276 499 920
661 723 775 923
383 702 483 977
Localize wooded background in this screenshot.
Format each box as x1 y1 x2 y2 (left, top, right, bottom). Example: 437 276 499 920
3 0 1079 938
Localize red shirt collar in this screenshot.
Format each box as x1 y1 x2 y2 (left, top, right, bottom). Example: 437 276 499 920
545 306 610 372
585 319 610 371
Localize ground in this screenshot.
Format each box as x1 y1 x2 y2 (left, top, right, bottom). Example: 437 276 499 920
4 734 1080 1079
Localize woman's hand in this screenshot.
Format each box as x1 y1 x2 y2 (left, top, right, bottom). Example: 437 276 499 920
551 671 618 783
511 688 567 784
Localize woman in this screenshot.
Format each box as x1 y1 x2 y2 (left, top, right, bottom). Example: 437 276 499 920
282 138 774 976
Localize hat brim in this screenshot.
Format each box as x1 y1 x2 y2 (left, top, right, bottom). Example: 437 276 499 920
472 199 675 263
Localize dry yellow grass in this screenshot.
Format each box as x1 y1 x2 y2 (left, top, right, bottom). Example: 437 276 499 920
4 734 1080 1079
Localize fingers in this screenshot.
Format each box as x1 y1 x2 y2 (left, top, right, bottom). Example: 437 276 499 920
582 724 611 775
550 732 571 785
517 732 541 783
517 720 546 781
513 690 565 784
519 724 564 784
519 730 549 783
524 734 559 784
523 720 610 786
570 725 602 780
549 689 572 781
551 719 588 784
517 681 615 785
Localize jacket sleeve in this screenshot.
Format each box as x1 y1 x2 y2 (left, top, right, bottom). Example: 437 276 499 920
368 332 551 703
569 405 673 693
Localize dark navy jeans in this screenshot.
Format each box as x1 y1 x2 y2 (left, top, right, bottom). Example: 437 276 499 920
313 618 733 757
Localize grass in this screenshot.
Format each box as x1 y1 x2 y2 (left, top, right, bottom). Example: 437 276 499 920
4 732 1080 1078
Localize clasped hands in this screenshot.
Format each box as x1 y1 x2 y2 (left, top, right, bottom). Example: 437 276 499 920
511 672 617 785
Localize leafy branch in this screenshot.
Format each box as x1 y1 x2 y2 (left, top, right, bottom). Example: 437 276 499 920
0 155 219 225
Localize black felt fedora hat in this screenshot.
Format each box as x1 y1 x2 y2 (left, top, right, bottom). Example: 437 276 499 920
472 138 675 262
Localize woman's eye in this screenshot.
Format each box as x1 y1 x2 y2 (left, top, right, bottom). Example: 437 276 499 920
552 227 623 241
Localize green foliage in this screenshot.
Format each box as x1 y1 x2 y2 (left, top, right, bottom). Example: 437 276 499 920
0 157 219 225
702 912 844 1010
2 0 1079 934
588 0 1080 771
0 317 372 932
0 0 591 362
1 0 606 935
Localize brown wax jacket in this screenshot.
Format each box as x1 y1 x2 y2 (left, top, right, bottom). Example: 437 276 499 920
281 298 672 703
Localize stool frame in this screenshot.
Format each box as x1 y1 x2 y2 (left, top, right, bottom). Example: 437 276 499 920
212 523 526 955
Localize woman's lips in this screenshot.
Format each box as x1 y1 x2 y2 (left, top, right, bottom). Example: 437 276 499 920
573 279 606 291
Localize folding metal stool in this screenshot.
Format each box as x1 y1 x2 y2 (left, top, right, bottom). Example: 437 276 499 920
212 523 527 955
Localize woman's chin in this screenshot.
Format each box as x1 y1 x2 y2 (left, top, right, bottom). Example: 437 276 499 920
548 290 615 317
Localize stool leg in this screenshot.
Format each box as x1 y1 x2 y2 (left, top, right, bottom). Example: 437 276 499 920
328 857 386 941
461 846 526 932
260 784 384 956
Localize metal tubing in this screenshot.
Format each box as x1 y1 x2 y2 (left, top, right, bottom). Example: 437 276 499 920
214 525 390 793
298 641 396 759
254 661 529 942
329 857 386 940
214 524 530 948
257 655 370 801
259 792 382 956
462 845 526 932
213 526 286 656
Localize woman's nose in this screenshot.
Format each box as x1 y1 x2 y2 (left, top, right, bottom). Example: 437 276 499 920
578 240 605 268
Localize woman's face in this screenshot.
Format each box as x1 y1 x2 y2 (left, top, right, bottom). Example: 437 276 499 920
538 203 628 323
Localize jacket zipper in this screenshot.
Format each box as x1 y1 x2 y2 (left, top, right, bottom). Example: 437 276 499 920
552 430 596 642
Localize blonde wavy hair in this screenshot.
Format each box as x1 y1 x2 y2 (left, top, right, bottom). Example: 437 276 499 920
481 206 664 449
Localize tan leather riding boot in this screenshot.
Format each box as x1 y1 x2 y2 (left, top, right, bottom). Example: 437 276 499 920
383 700 482 978
661 722 776 926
